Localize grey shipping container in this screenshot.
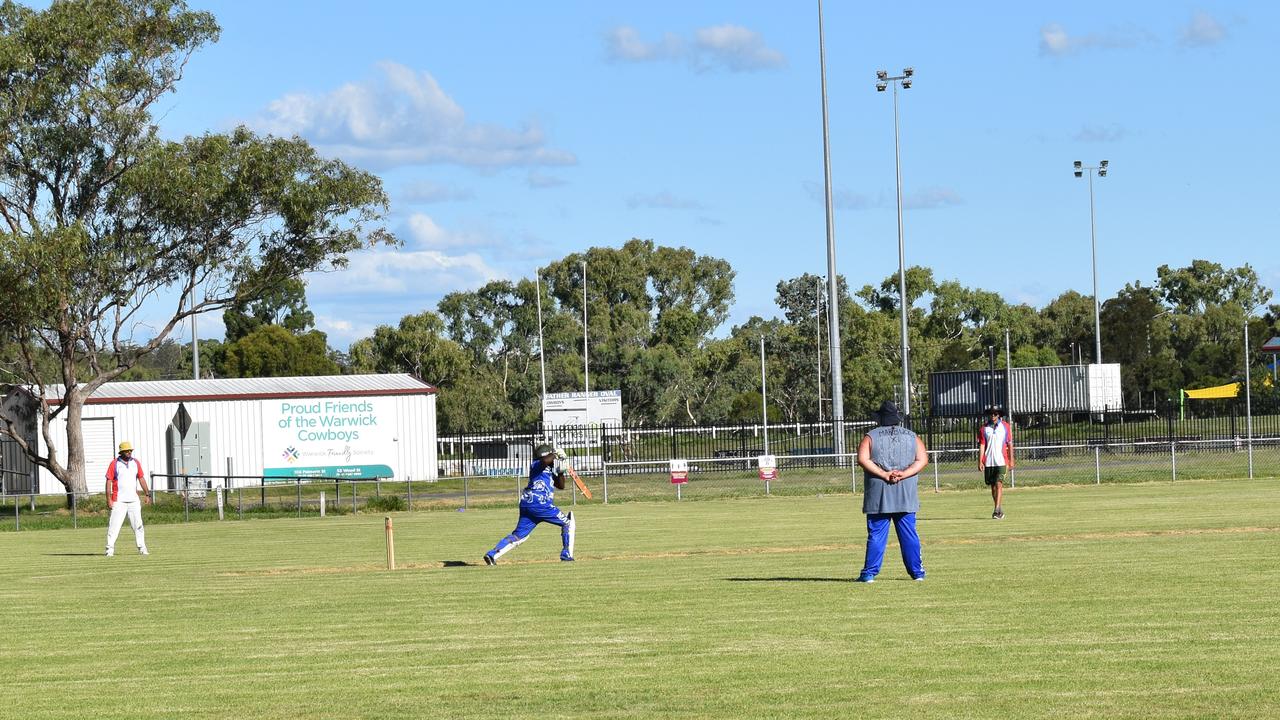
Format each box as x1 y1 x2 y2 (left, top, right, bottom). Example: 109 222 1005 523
929 364 1122 417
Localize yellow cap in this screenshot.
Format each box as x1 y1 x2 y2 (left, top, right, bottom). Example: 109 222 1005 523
119 441 133 452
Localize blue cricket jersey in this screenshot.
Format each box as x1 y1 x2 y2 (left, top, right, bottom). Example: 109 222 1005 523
519 459 559 509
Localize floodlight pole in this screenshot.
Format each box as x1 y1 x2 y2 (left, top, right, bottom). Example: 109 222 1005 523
817 0 845 455
1074 160 1108 364
877 66 914 417
535 274 547 405
760 336 770 454
1244 321 1254 479
582 259 589 393
191 294 199 380
816 277 823 423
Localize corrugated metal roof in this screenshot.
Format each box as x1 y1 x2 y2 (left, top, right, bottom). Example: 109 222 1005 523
33 374 436 404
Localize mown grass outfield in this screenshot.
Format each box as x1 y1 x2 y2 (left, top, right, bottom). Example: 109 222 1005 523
3 480 1279 719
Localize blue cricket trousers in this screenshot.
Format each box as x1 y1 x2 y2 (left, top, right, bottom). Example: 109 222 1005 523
488 504 574 561
859 512 924 579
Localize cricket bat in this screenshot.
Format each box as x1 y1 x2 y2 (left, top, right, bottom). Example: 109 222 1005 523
563 462 593 499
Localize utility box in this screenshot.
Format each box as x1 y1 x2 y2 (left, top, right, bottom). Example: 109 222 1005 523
166 402 211 495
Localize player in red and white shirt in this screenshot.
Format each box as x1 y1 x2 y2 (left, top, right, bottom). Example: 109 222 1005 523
105 441 151 556
977 407 1015 520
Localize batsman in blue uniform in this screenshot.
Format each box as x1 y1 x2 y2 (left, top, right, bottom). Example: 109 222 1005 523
484 444 576 564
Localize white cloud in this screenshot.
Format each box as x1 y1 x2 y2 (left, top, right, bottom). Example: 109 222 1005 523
605 24 785 73
405 212 493 249
1179 11 1227 47
1074 124 1127 143
904 187 964 210
399 181 475 204
694 25 786 72
803 181 880 210
605 26 684 62
306 247 504 299
252 61 577 170
1039 22 1146 56
627 191 704 210
526 170 567 189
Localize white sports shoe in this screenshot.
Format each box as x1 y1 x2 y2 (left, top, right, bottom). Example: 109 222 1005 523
138 547 149 556
105 548 114 557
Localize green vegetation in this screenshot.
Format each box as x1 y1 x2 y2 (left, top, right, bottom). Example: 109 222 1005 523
2 480 1278 719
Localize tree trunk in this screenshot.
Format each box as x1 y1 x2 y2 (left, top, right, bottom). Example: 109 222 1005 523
62 391 90 499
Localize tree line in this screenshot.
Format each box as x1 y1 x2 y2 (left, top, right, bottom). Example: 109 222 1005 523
105 242 1280 434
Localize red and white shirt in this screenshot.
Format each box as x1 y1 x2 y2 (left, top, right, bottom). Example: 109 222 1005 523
979 420 1014 468
106 457 145 503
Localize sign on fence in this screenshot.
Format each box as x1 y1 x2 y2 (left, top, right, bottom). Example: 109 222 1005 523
670 459 688 485
758 454 777 481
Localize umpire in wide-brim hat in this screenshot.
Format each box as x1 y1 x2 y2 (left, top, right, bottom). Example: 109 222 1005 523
872 400 904 426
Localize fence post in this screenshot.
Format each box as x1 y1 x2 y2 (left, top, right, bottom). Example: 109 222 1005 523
238 487 243 520
13 494 18 531
72 492 77 529
463 475 468 511
216 486 224 521
603 463 610 504
296 478 302 517
352 480 357 513
183 475 190 522
933 452 939 493
320 491 326 518
1094 446 1101 485
1171 441 1177 481
261 476 266 508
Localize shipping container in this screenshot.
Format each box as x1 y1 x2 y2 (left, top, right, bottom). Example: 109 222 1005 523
929 364 1122 417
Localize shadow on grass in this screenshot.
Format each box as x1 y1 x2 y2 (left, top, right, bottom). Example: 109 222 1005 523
725 576 850 583
441 560 472 567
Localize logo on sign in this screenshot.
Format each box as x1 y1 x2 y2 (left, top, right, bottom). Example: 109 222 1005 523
670 458 689 485
758 454 778 481
282 446 300 463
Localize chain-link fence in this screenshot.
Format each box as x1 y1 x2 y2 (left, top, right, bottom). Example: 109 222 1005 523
5 423 1277 531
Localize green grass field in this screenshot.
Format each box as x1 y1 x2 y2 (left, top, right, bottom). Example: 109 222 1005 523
3 479 1279 719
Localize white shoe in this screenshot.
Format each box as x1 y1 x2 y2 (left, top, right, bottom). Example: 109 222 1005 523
105 548 114 557
138 547 149 556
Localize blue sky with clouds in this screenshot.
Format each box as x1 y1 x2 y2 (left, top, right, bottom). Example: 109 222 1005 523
153 1 1277 348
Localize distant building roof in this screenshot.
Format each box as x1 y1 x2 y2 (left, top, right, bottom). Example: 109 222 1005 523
27 374 437 405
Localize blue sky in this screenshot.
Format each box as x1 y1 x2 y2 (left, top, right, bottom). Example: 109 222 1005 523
153 1 1278 348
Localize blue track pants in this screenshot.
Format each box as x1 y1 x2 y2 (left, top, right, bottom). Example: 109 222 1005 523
488 504 575 561
859 512 924 580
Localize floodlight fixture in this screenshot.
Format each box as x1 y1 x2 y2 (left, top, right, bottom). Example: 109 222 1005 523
903 67 914 77
877 69 888 80
901 79 911 89
876 82 888 91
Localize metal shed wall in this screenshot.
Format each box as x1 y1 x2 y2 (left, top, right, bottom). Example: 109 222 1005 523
36 390 436 494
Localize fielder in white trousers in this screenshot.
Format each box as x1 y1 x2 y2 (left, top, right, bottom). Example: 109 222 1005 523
106 501 147 556
105 444 151 556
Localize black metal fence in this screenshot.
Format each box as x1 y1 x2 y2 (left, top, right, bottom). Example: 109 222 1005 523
437 405 1280 478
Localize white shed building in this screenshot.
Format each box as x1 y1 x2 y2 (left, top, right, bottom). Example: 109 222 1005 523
4 374 437 494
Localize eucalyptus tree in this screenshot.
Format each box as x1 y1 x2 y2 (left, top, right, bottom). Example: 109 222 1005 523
0 1 392 495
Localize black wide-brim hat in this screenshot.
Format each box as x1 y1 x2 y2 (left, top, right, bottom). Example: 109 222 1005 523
873 400 903 426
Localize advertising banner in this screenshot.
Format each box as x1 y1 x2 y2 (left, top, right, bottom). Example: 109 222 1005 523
263 397 397 480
